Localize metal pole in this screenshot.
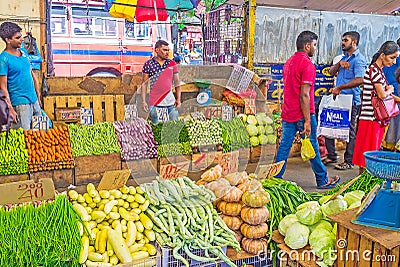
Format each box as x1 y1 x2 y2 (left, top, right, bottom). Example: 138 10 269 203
153 0 160 39
39 0 47 75
247 0 256 71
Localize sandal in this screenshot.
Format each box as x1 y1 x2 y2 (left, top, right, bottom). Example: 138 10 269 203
328 175 341 185
335 162 354 170
322 158 338 165
316 183 336 190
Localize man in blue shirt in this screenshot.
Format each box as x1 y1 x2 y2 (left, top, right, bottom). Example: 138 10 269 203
0 22 41 130
324 31 367 170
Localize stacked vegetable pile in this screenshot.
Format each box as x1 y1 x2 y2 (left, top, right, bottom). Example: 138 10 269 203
113 119 158 160
185 118 223 148
69 183 157 266
140 176 240 267
69 122 120 157
199 170 271 255
278 191 365 267
151 120 192 157
239 113 276 147
24 126 74 172
0 194 82 266
0 128 28 175
218 117 250 153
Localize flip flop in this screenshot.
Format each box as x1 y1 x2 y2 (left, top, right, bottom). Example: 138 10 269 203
322 158 338 165
328 176 341 185
316 183 336 190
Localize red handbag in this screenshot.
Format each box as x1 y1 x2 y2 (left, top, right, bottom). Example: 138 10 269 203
371 90 399 124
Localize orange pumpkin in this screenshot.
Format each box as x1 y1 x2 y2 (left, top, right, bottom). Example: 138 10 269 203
240 223 269 239
242 190 270 207
217 201 244 216
222 186 243 202
241 206 270 225
220 214 243 230
237 179 262 193
241 237 269 255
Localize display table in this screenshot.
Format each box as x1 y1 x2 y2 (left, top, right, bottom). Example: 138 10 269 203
329 209 400 267
272 231 318 267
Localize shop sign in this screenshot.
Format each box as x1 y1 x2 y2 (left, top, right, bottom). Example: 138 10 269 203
226 65 255 94
80 108 94 125
0 178 55 205
97 170 131 190
32 115 50 131
159 162 190 179
124 104 138 121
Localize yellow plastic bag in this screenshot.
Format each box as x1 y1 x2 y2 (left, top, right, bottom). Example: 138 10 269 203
301 137 316 161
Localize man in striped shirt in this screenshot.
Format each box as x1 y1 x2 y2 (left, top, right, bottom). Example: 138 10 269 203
324 31 367 170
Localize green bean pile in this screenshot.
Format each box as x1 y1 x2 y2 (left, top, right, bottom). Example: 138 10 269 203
0 128 29 175
69 122 121 157
218 117 250 153
324 171 385 195
140 177 240 267
0 195 82 267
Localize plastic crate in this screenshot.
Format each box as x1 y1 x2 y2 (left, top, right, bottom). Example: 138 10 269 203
155 241 227 267
221 252 273 267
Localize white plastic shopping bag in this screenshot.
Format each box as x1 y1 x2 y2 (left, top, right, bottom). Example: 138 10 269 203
317 94 353 142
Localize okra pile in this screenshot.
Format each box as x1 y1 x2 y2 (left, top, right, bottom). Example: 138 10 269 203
141 177 240 267
185 118 223 147
151 120 192 157
0 128 29 175
69 122 121 157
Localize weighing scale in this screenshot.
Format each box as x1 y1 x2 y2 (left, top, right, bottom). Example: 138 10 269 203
352 151 400 232
194 79 212 106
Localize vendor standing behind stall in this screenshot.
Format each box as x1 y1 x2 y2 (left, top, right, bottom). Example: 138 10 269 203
0 22 41 130
141 40 181 124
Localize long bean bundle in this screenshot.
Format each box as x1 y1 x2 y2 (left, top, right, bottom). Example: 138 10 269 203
0 194 82 267
141 177 240 267
324 171 384 195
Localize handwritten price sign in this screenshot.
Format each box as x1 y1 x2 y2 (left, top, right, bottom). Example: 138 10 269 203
211 151 239 176
256 161 285 179
97 170 131 190
160 162 190 179
81 108 94 125
32 115 50 131
0 178 55 205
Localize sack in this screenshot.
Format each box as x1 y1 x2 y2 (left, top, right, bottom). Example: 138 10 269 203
0 90 11 147
317 94 353 142
371 91 399 125
301 137 316 161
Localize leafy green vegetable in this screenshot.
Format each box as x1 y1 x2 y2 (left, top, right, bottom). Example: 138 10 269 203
321 197 347 217
296 201 323 226
343 190 365 207
246 125 258 137
284 222 310 249
278 214 298 236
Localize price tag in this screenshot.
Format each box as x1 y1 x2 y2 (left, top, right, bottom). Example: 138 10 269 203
222 105 233 121
244 98 256 114
212 151 239 176
124 104 138 121
256 161 285 179
191 153 208 171
190 111 206 121
156 107 169 122
0 178 55 205
80 108 94 125
97 170 131 190
32 115 50 131
159 162 190 179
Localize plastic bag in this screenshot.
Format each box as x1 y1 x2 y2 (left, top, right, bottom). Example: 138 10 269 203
301 137 316 161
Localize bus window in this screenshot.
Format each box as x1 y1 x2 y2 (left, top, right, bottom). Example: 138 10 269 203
94 18 117 37
51 5 67 35
125 21 151 39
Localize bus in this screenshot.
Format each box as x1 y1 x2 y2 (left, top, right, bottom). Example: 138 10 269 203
50 0 171 77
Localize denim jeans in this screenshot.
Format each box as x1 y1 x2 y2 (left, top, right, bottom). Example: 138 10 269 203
275 114 328 186
12 101 41 130
325 105 360 163
149 105 178 124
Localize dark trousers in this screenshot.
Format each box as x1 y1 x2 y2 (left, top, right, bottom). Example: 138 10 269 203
325 105 360 164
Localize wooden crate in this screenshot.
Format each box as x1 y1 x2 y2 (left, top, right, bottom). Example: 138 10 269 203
250 144 276 163
29 169 74 189
43 95 125 122
74 153 121 185
121 158 158 185
329 209 400 267
0 174 29 184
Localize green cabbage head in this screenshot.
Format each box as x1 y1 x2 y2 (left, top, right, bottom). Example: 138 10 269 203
296 201 323 226
284 222 310 249
278 214 299 236
321 197 348 217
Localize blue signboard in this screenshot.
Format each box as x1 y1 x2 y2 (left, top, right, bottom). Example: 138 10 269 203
254 64 335 103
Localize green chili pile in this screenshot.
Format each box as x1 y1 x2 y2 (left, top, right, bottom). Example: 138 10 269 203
0 128 29 175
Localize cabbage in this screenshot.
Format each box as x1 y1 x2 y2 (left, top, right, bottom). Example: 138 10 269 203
278 214 299 236
348 201 362 209
318 195 332 205
332 223 337 235
309 220 333 232
246 115 257 125
246 125 258 136
257 126 265 135
343 190 365 207
255 114 265 125
309 228 336 259
322 197 348 217
238 114 247 123
284 222 310 249
264 116 274 125
296 201 323 226
265 125 274 134
267 134 277 144
258 134 268 145
250 136 260 147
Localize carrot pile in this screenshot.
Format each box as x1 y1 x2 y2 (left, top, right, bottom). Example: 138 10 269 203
24 126 74 172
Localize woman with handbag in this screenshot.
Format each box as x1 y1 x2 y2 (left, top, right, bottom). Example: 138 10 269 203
353 41 400 172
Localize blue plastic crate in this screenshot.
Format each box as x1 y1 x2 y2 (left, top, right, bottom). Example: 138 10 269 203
221 252 273 267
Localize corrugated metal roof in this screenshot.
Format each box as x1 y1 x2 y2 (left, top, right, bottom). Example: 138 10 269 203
226 0 399 15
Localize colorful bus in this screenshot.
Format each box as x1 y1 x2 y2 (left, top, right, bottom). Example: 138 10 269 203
50 0 171 77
